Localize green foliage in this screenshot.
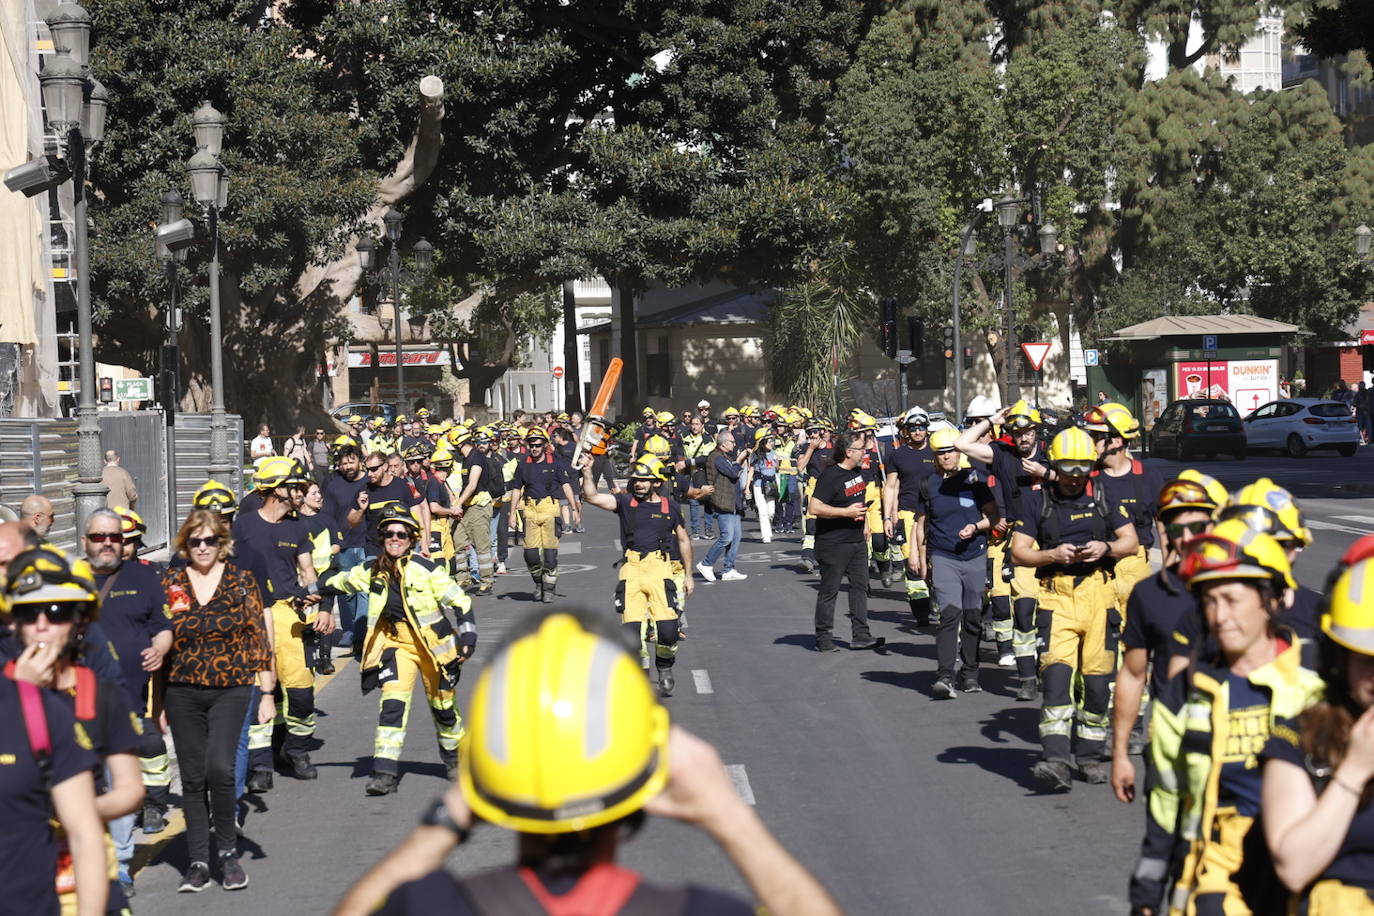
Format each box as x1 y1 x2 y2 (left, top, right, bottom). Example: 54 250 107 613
765 257 869 411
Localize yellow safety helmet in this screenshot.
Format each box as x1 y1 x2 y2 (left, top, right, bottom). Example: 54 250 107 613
429 447 454 468
1005 399 1042 430
114 506 147 539
415 407 431 418
1157 477 1223 518
1176 469 1229 512
3 544 98 615
722 406 740 419
402 443 431 462
375 504 420 535
459 611 670 834
395 414 408 423
629 455 669 482
193 480 238 517
641 406 655 418
331 434 358 450
426 424 444 435
1179 517 1297 593
446 426 473 448
848 410 878 434
1046 427 1096 469
1218 478 1312 547
254 456 299 492
753 427 775 447
524 426 550 443
370 416 386 428
1323 559 1374 655
1101 402 1141 439
346 414 363 425
655 410 675 425
930 428 959 452
642 434 673 458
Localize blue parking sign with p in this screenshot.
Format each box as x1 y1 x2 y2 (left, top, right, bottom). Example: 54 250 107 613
1203 334 1217 351
1084 348 1099 367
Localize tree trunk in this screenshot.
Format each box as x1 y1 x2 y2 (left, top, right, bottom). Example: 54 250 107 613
616 279 639 418
562 280 582 411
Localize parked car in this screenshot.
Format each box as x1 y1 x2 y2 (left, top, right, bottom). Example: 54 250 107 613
1149 399 1247 461
329 402 397 424
1242 398 1359 457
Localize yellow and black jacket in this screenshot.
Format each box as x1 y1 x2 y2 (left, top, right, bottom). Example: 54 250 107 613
1147 630 1323 915
323 555 475 694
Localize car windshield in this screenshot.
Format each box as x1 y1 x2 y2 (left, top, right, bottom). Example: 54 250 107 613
1189 403 1237 420
1309 402 1352 418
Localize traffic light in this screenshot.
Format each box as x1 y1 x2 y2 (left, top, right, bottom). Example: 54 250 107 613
880 297 898 359
907 316 924 359
942 325 955 360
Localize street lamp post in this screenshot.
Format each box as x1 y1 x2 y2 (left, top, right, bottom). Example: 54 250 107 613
43 1 107 531
156 190 188 535
357 212 427 415
186 102 233 480
994 192 1023 404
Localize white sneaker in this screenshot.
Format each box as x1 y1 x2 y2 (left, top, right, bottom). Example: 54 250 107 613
696 562 717 582
998 653 1015 668
720 570 748 581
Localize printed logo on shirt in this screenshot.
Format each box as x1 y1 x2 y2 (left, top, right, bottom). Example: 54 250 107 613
0 754 16 765
1223 703 1270 769
73 722 93 751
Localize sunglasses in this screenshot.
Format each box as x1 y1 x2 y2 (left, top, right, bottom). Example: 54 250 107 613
1178 535 1249 580
1165 520 1211 540
187 535 221 549
1053 461 1094 477
87 532 123 544
365 463 385 472
381 529 413 541
12 602 82 624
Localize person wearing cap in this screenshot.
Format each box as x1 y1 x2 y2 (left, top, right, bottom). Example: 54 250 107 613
80 507 176 837
696 398 718 436
0 548 109 916
883 406 937 616
322 505 475 797
299 480 342 675
916 428 999 697
1012 427 1137 790
332 609 842 916
508 427 579 603
235 457 329 784
1144 520 1322 915
1168 478 1323 676
1111 475 1224 914
1261 558 1374 914
3 543 145 909
581 454 693 696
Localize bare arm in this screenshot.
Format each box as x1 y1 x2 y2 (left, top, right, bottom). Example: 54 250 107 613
331 821 463 916
1107 522 1139 559
1110 648 1148 804
96 752 145 820
1263 707 1374 891
1011 530 1074 568
882 471 899 536
675 524 694 594
578 464 617 511
51 770 107 916
954 411 1005 464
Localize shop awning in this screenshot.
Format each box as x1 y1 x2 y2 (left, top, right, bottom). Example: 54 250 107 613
1101 315 1299 342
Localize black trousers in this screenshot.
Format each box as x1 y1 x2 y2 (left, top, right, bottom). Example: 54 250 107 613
813 539 870 640
165 683 252 863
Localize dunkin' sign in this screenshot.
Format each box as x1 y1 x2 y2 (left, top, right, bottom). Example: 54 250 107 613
1173 359 1277 413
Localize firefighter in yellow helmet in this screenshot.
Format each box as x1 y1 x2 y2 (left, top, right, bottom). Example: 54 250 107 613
796 417 836 573
192 479 238 519
238 456 330 784
1145 520 1320 916
336 609 842 916
507 426 579 602
1261 557 1374 915
1083 402 1164 615
883 406 937 616
1011 427 1138 791
321 505 476 797
579 454 693 697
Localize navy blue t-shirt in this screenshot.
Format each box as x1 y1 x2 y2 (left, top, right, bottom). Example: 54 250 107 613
232 511 310 603
884 443 936 513
0 674 100 916
515 454 571 501
989 440 1046 523
92 560 170 708
363 477 425 554
923 470 994 559
1092 462 1164 548
323 470 369 551
1123 565 1197 689
1217 673 1271 816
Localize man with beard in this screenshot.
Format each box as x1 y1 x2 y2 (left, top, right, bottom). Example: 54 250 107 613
83 508 175 835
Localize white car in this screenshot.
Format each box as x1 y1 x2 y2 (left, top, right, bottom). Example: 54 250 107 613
1242 398 1360 457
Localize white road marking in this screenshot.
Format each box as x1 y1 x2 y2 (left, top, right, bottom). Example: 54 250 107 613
1308 519 1374 536
560 542 582 554
726 764 756 805
1334 515 1374 526
692 669 713 694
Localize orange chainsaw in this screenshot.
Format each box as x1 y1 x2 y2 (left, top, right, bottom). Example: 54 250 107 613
572 357 624 466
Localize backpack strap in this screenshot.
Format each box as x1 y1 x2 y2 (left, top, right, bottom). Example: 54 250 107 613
73 666 98 722
14 674 54 788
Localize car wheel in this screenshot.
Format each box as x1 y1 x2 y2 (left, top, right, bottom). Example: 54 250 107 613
1338 444 1357 458
1286 434 1307 458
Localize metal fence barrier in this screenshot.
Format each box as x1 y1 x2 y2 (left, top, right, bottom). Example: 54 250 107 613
0 412 242 553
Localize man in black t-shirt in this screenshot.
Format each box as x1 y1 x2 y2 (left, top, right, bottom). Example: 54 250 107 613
322 443 370 651
362 451 426 558
796 420 835 573
1011 428 1136 791
808 433 882 653
882 407 937 612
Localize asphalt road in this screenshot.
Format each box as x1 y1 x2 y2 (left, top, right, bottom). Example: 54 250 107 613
129 449 1374 915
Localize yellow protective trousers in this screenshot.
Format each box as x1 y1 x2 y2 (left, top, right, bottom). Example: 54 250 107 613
1293 880 1374 915
1172 807 1262 916
249 599 317 767
521 497 561 550
1037 570 1119 765
616 550 680 670
1114 546 1152 622
370 618 461 775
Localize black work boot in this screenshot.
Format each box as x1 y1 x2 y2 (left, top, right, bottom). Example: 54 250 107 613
1032 759 1073 792
365 772 398 796
1016 677 1040 702
288 753 318 780
658 668 675 697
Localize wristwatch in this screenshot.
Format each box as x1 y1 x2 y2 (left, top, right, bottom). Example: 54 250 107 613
420 796 470 842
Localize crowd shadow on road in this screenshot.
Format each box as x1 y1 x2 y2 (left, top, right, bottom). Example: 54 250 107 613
316 754 374 779
861 667 938 696
936 744 1045 794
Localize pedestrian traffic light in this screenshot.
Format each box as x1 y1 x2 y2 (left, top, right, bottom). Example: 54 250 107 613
907 316 924 360
942 325 955 360
880 297 898 359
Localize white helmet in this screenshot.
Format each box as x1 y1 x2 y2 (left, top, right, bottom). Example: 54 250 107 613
965 395 999 419
901 406 930 428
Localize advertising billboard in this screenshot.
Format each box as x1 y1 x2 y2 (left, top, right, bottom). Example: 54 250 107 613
1172 359 1278 412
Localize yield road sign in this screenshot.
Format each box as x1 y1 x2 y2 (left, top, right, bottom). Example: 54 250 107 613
1084 348 1099 367
1020 342 1051 372
113 377 153 401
